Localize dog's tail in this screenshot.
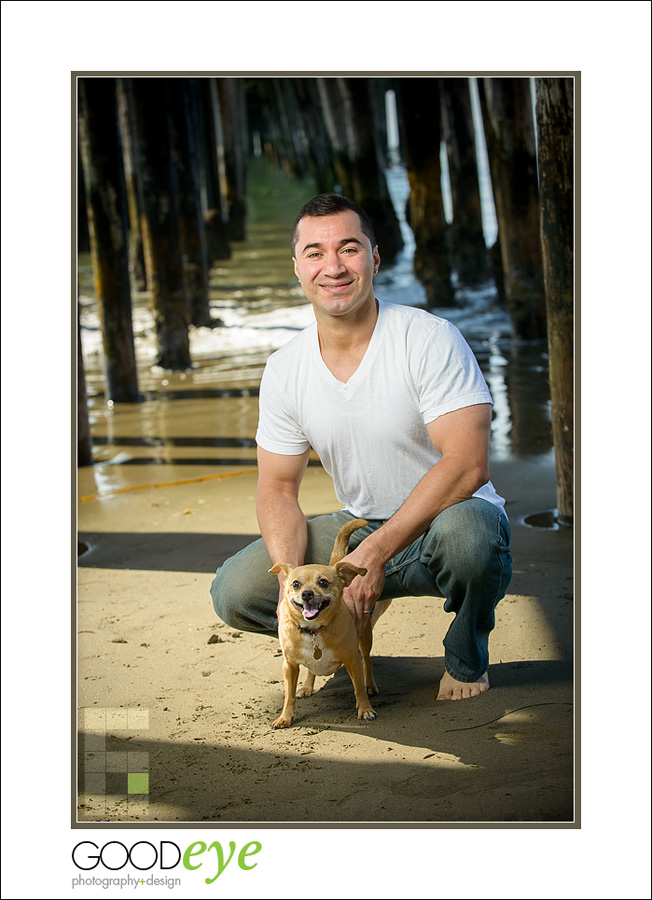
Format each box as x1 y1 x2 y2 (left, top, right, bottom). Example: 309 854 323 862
329 518 368 565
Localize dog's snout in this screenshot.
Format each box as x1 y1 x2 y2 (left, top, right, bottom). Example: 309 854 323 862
301 590 314 602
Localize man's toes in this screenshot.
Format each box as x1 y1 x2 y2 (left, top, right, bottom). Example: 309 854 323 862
469 681 489 697
437 671 490 700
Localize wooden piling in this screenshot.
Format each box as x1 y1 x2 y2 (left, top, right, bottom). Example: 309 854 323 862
77 303 93 467
478 78 546 338
168 79 211 327
397 77 455 307
217 78 248 242
535 77 575 525
194 79 231 264
439 78 490 286
116 80 147 293
128 78 191 370
294 78 338 194
78 77 140 402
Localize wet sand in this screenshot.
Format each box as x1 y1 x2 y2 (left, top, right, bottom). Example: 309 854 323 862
77 453 575 824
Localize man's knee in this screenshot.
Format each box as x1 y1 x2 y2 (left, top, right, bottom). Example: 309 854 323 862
209 542 279 635
426 499 511 577
210 567 240 628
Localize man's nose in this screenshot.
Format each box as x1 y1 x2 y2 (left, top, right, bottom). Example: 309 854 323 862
322 251 346 277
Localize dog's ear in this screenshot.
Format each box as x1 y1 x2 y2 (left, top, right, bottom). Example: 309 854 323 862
269 563 292 576
334 561 367 586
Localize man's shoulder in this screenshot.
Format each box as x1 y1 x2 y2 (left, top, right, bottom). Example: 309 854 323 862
380 300 458 342
265 320 316 367
269 322 317 360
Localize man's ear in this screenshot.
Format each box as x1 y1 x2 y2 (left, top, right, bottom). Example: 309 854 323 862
334 561 367 587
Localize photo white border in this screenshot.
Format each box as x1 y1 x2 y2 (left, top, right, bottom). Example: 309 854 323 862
2 2 650 897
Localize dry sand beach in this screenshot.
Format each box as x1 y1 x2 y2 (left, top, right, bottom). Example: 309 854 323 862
77 451 574 825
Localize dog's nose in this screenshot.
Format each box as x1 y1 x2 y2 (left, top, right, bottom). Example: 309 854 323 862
301 590 314 602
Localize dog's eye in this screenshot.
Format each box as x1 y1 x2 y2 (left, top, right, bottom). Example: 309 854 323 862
317 578 330 589
292 580 301 590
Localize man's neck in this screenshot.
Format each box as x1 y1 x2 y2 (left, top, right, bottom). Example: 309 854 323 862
315 296 379 355
315 297 379 383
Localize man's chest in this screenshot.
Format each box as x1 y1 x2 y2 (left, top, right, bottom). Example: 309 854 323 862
296 367 427 456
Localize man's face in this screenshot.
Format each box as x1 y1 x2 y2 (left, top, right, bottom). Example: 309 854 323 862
292 210 380 321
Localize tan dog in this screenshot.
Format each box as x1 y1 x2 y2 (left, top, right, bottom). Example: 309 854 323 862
269 518 378 728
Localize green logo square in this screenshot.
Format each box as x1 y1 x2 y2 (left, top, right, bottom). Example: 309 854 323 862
127 772 149 794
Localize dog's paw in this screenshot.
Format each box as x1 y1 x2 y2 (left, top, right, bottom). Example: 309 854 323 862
357 707 376 720
272 715 293 729
296 686 313 698
366 683 379 696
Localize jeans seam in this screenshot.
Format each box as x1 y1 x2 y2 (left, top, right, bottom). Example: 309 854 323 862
385 547 422 580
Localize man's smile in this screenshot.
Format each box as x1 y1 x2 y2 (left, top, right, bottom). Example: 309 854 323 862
319 280 354 292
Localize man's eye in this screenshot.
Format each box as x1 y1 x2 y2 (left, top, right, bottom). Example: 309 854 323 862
318 578 329 589
292 580 301 590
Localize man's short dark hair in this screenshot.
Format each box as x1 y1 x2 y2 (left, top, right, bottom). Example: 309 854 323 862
291 194 376 257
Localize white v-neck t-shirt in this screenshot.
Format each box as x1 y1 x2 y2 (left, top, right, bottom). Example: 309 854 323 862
256 300 505 520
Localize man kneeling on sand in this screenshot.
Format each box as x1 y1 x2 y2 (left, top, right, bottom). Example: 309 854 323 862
211 193 512 700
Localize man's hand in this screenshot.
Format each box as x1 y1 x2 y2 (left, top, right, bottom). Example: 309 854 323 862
341 547 385 637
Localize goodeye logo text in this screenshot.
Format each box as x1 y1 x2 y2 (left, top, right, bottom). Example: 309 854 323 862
72 839 262 886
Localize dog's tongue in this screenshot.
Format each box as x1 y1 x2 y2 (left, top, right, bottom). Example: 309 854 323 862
302 602 320 620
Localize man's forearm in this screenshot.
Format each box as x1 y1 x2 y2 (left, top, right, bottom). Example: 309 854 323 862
256 489 308 568
354 455 489 569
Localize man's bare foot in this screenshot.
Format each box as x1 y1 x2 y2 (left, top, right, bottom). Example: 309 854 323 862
436 670 489 700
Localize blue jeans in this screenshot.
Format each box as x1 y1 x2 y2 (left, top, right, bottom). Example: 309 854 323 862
210 498 512 682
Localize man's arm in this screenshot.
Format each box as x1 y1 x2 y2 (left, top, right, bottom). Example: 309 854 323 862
342 403 492 634
256 446 311 594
